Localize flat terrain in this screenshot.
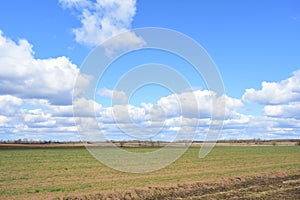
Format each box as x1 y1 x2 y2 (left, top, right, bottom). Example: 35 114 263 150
0 146 299 199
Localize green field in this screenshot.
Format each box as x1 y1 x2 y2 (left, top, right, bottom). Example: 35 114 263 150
0 146 299 199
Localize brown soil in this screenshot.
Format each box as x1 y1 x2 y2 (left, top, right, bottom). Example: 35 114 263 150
63 172 300 200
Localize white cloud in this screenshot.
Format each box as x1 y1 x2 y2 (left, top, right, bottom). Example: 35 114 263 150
2 85 300 141
24 109 56 127
88 90 246 140
73 73 94 97
244 116 300 139
0 96 79 141
157 90 242 119
242 70 300 122
51 105 74 117
0 31 79 105
0 30 83 141
242 70 300 105
73 97 102 117
98 88 128 104
0 116 9 126
59 0 91 9
59 0 145 57
263 103 300 119
0 28 299 142
0 95 23 115
102 31 145 58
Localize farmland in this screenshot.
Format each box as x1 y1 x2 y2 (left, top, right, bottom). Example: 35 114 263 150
0 146 299 199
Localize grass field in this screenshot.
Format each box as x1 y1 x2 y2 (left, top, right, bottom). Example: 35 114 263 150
0 146 299 199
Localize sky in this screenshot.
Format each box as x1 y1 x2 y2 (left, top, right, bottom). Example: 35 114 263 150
0 0 300 141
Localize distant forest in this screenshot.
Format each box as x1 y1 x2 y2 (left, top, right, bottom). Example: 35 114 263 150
1 138 299 145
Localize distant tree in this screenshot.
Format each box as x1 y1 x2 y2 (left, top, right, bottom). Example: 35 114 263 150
157 141 160 147
15 139 22 144
150 140 155 147
254 138 261 145
120 141 125 148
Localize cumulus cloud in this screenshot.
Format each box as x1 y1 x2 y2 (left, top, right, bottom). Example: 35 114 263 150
2 86 300 141
0 96 79 141
100 104 148 124
263 103 300 119
0 27 299 141
0 115 9 127
24 109 56 128
87 90 245 140
59 0 145 56
157 90 242 119
98 88 128 104
73 73 94 98
0 95 23 115
0 31 79 105
73 97 102 117
242 70 300 105
242 70 300 123
244 116 300 139
59 0 91 9
0 30 85 140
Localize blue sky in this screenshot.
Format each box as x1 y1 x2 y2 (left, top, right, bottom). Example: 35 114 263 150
0 0 300 141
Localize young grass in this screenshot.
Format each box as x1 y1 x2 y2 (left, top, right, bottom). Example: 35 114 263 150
0 146 299 199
